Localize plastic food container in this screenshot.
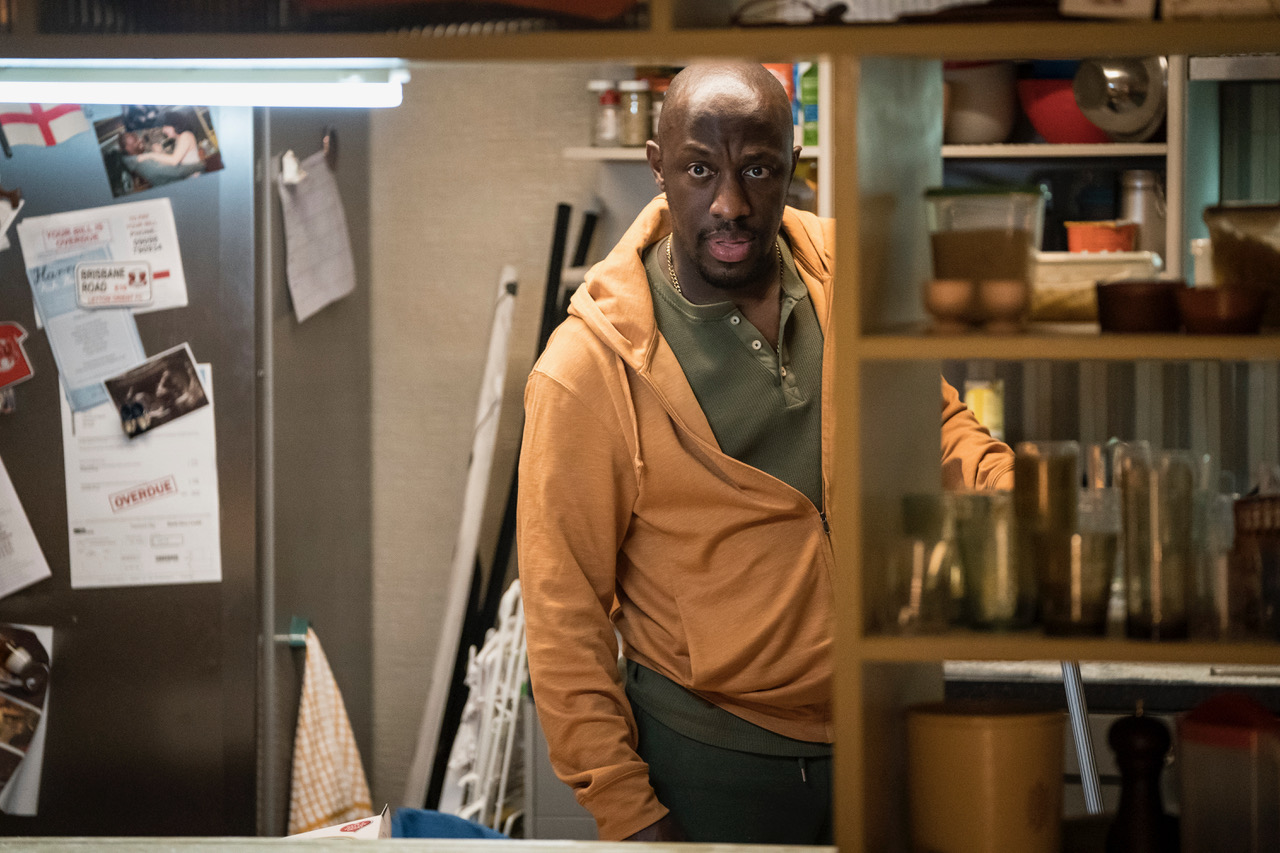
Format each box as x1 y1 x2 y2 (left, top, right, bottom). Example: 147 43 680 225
1065 219 1139 253
1178 692 1280 853
1203 203 1280 327
1030 250 1162 322
925 186 1047 288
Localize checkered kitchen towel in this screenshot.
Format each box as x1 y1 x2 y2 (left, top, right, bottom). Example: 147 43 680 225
287 628 372 835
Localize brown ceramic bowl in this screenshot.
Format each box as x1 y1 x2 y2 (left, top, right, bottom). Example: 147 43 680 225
1096 279 1185 333
1176 286 1269 335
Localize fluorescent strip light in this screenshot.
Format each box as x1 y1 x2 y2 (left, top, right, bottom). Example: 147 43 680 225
0 60 409 108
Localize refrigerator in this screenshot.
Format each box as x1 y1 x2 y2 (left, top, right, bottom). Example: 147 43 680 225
0 103 375 836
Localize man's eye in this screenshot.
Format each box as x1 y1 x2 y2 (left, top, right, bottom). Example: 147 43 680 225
745 166 771 179
688 164 711 178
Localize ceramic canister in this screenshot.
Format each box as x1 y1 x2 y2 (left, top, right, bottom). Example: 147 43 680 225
907 701 1065 853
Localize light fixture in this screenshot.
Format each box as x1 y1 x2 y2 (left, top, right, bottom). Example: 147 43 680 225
0 58 410 108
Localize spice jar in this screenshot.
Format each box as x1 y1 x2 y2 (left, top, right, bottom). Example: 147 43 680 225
649 77 670 140
588 79 620 148
617 79 651 147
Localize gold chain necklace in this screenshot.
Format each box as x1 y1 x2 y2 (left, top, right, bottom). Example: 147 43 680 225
665 233 783 296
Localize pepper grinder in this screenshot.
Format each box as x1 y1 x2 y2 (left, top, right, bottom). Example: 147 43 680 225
1106 701 1178 853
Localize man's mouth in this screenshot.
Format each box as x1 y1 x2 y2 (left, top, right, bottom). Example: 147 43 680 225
704 232 754 264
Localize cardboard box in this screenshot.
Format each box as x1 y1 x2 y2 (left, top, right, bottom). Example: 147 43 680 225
287 806 390 840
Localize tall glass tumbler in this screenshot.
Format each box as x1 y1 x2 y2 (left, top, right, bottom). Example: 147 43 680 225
1116 442 1196 640
1014 441 1081 634
949 490 1031 629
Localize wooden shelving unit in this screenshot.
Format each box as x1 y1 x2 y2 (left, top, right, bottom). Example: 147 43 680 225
943 142 1168 158
563 144 822 160
9 2 1278 850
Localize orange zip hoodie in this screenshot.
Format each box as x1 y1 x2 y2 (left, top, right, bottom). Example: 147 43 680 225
517 196 1013 840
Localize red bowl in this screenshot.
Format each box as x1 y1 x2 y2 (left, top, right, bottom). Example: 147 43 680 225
1016 79 1110 144
1176 286 1269 334
1096 279 1185 333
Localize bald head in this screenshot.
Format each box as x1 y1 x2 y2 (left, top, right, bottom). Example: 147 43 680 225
644 62 800 300
657 62 794 153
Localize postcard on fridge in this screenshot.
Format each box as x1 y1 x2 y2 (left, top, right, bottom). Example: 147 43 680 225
60 365 221 589
0 624 51 816
18 243 144 412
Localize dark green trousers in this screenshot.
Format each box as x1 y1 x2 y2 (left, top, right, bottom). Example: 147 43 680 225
632 702 834 845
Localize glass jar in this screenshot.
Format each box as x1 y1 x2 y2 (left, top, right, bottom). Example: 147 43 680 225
1116 442 1196 640
649 78 669 141
879 494 958 634
588 79 620 148
949 489 1032 630
617 79 651 147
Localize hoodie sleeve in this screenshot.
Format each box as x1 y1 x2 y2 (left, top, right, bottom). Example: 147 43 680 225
940 376 1016 491
516 367 669 841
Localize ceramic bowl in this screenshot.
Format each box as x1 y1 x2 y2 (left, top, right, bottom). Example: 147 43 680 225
1017 78 1110 144
1176 286 1268 335
1096 279 1185 333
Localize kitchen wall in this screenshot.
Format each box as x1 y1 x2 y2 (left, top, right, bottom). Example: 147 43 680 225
366 60 650 808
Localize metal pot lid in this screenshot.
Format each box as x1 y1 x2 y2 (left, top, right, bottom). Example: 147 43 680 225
1073 56 1168 143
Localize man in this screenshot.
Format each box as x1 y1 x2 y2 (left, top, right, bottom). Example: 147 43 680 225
517 62 1013 844
119 131 205 189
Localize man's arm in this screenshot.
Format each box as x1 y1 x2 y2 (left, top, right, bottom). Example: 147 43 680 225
517 368 669 840
940 376 1015 490
138 131 198 166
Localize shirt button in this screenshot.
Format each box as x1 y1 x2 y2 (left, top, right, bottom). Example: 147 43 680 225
751 340 762 351
729 316 741 325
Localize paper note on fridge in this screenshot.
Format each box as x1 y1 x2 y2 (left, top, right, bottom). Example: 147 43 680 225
60 364 222 589
0 457 52 600
276 149 356 323
17 197 189 324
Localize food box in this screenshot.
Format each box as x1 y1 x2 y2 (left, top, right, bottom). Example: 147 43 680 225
1030 250 1163 322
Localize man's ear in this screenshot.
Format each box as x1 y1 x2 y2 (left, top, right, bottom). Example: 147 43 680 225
646 139 664 191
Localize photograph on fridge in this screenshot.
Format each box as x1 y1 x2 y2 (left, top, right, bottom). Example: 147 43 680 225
90 104 224 198
102 343 209 438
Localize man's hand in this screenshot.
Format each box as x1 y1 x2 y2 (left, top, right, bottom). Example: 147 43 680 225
624 813 686 842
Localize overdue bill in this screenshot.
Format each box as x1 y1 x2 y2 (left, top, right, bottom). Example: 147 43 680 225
59 365 221 589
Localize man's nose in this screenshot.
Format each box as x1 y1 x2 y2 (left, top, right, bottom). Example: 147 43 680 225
710 176 750 221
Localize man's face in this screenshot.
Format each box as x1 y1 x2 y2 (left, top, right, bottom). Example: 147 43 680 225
650 85 796 293
120 133 143 156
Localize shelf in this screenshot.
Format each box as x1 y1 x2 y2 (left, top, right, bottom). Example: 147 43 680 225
859 631 1280 666
563 145 822 160
4 19 1280 62
854 326 1280 361
943 142 1168 158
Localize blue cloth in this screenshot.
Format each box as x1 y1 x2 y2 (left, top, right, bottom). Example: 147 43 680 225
392 808 507 839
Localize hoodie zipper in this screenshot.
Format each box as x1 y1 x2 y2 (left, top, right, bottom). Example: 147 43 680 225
819 510 830 535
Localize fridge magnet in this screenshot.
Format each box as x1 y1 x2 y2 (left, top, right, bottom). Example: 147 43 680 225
75 259 153 309
102 342 208 438
90 105 224 198
0 104 90 154
0 624 52 816
0 322 33 392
